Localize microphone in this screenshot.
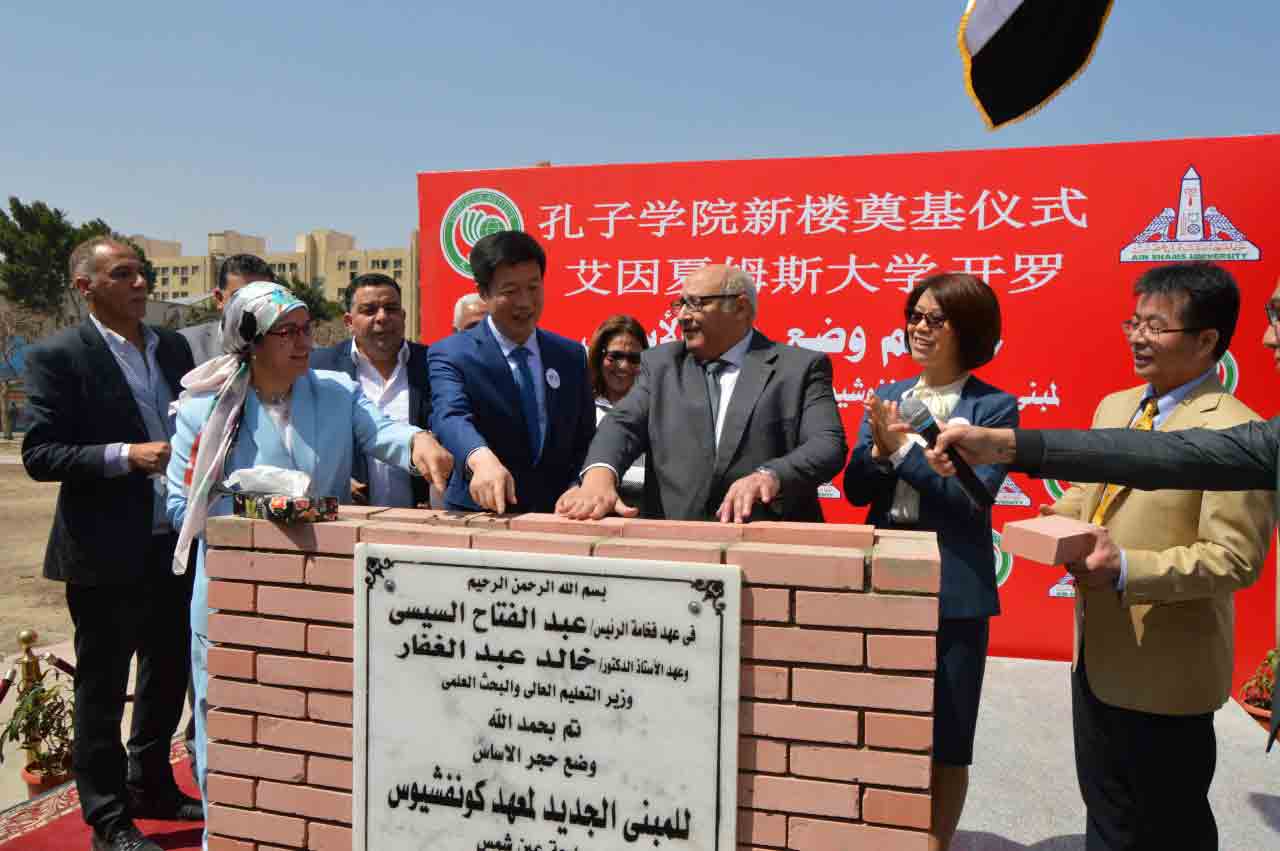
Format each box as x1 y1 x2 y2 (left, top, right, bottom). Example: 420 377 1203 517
898 396 995 510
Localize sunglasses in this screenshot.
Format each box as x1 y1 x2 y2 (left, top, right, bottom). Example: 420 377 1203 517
603 350 642 366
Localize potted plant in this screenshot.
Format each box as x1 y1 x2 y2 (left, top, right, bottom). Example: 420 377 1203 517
1239 647 1277 732
0 668 74 798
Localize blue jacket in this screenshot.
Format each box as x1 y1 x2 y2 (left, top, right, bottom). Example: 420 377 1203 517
428 321 595 513
310 339 432 506
844 375 1018 619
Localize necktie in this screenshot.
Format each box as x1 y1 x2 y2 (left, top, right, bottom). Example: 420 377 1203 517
704 360 726 442
1090 398 1158 524
511 347 543 463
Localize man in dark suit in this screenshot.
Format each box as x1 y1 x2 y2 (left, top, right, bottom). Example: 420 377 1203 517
428 230 595 514
22 237 200 851
557 264 847 523
310 272 447 507
928 274 1280 755
178 253 274 366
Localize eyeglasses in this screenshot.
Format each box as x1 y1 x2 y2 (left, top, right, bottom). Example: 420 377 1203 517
603 350 642 366
1120 319 1206 339
1265 303 1280 326
265 321 314 340
905 310 947 330
670 293 740 313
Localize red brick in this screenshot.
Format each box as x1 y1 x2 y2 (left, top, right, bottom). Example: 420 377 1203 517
305 555 356 589
789 816 929 851
207 803 305 847
622 519 744 542
471 530 595 556
206 743 305 782
790 745 930 789
725 543 863 589
873 529 937 542
208 677 306 718
207 580 255 613
1002 514 1100 565
253 519 363 555
308 822 354 851
863 787 932 829
207 647 256 680
257 585 353 624
336 505 389 520
742 625 863 666
358 521 473 549
739 736 788 773
737 808 787 846
739 773 858 818
508 512 628 537
592 537 724 563
464 512 513 530
865 712 933 752
374 507 448 523
742 521 874 549
206 550 306 584
256 780 353 823
742 586 790 622
308 692 354 724
793 669 933 712
208 613 306 651
206 516 254 549
207 773 255 807
871 537 942 594
740 701 859 745
796 591 937 632
867 634 937 671
307 755 352 790
740 664 789 700
257 654 352 692
257 716 353 757
207 838 255 851
308 624 354 659
207 710 255 744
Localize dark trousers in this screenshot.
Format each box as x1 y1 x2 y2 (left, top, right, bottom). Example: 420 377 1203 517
1072 657 1217 851
65 533 195 836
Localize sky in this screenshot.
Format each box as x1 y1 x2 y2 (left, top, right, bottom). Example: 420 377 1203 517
2 1 1276 255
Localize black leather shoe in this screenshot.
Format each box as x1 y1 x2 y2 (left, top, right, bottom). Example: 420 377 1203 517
90 823 163 850
125 785 204 821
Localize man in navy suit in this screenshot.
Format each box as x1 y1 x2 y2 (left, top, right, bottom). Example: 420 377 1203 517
428 231 595 514
310 272 448 507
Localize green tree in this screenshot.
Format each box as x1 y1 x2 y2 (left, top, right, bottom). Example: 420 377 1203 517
282 275 342 321
0 197 153 322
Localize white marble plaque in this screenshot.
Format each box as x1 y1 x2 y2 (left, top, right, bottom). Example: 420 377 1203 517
354 543 741 851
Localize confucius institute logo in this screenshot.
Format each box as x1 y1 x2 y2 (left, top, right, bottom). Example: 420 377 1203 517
440 188 524 278
1216 350 1239 395
991 530 1014 588
1043 479 1070 501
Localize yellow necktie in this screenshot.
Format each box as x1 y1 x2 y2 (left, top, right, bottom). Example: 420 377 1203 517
1090 398 1158 524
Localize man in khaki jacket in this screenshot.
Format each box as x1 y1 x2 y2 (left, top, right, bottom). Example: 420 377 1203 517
1048 262 1272 851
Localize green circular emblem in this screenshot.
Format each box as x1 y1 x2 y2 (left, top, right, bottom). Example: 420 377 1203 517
1043 479 1068 501
992 530 1014 587
1216 350 1239 395
439 188 524 278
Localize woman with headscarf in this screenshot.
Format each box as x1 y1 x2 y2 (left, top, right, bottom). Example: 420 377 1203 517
164 282 452 819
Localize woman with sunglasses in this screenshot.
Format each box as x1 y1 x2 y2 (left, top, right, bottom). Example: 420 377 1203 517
843 273 1017 851
587 315 649 503
163 282 452 834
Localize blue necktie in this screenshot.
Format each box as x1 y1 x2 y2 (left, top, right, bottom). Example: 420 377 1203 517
511 346 543 463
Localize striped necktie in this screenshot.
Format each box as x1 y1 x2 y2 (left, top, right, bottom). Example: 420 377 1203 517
1090 398 1158 525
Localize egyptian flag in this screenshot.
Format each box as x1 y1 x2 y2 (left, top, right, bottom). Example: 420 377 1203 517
959 0 1114 129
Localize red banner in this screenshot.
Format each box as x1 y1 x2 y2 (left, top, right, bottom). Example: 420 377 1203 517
418 134 1279 690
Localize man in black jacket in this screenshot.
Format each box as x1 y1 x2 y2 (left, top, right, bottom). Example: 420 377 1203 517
23 237 200 851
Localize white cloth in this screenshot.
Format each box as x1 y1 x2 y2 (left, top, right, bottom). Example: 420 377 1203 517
888 373 970 524
351 340 414 508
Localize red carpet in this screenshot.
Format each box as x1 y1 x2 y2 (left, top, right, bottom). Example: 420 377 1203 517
0 740 203 850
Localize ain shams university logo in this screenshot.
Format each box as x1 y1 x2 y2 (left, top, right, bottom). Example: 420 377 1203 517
991 530 1014 588
440 188 524 278
1120 166 1260 263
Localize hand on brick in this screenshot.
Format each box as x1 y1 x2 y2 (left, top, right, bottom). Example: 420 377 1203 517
467 447 517 514
556 468 637 520
411 431 454 493
716 469 780 524
1065 526 1122 589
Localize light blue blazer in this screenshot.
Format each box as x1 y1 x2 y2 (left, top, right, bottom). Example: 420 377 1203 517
166 369 420 635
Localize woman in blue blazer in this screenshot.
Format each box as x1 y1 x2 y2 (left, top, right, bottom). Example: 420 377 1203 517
844 273 1017 851
164 283 448 835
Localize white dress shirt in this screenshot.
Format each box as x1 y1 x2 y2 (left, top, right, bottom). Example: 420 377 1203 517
352 340 414 508
707 330 754 449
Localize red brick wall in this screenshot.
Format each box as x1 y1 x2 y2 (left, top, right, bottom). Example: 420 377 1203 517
201 508 941 851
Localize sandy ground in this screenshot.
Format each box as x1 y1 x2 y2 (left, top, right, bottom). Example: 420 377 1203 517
0 440 70 653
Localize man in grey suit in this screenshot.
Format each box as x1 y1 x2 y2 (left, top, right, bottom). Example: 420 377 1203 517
179 254 274 365
926 275 1280 752
557 264 847 523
